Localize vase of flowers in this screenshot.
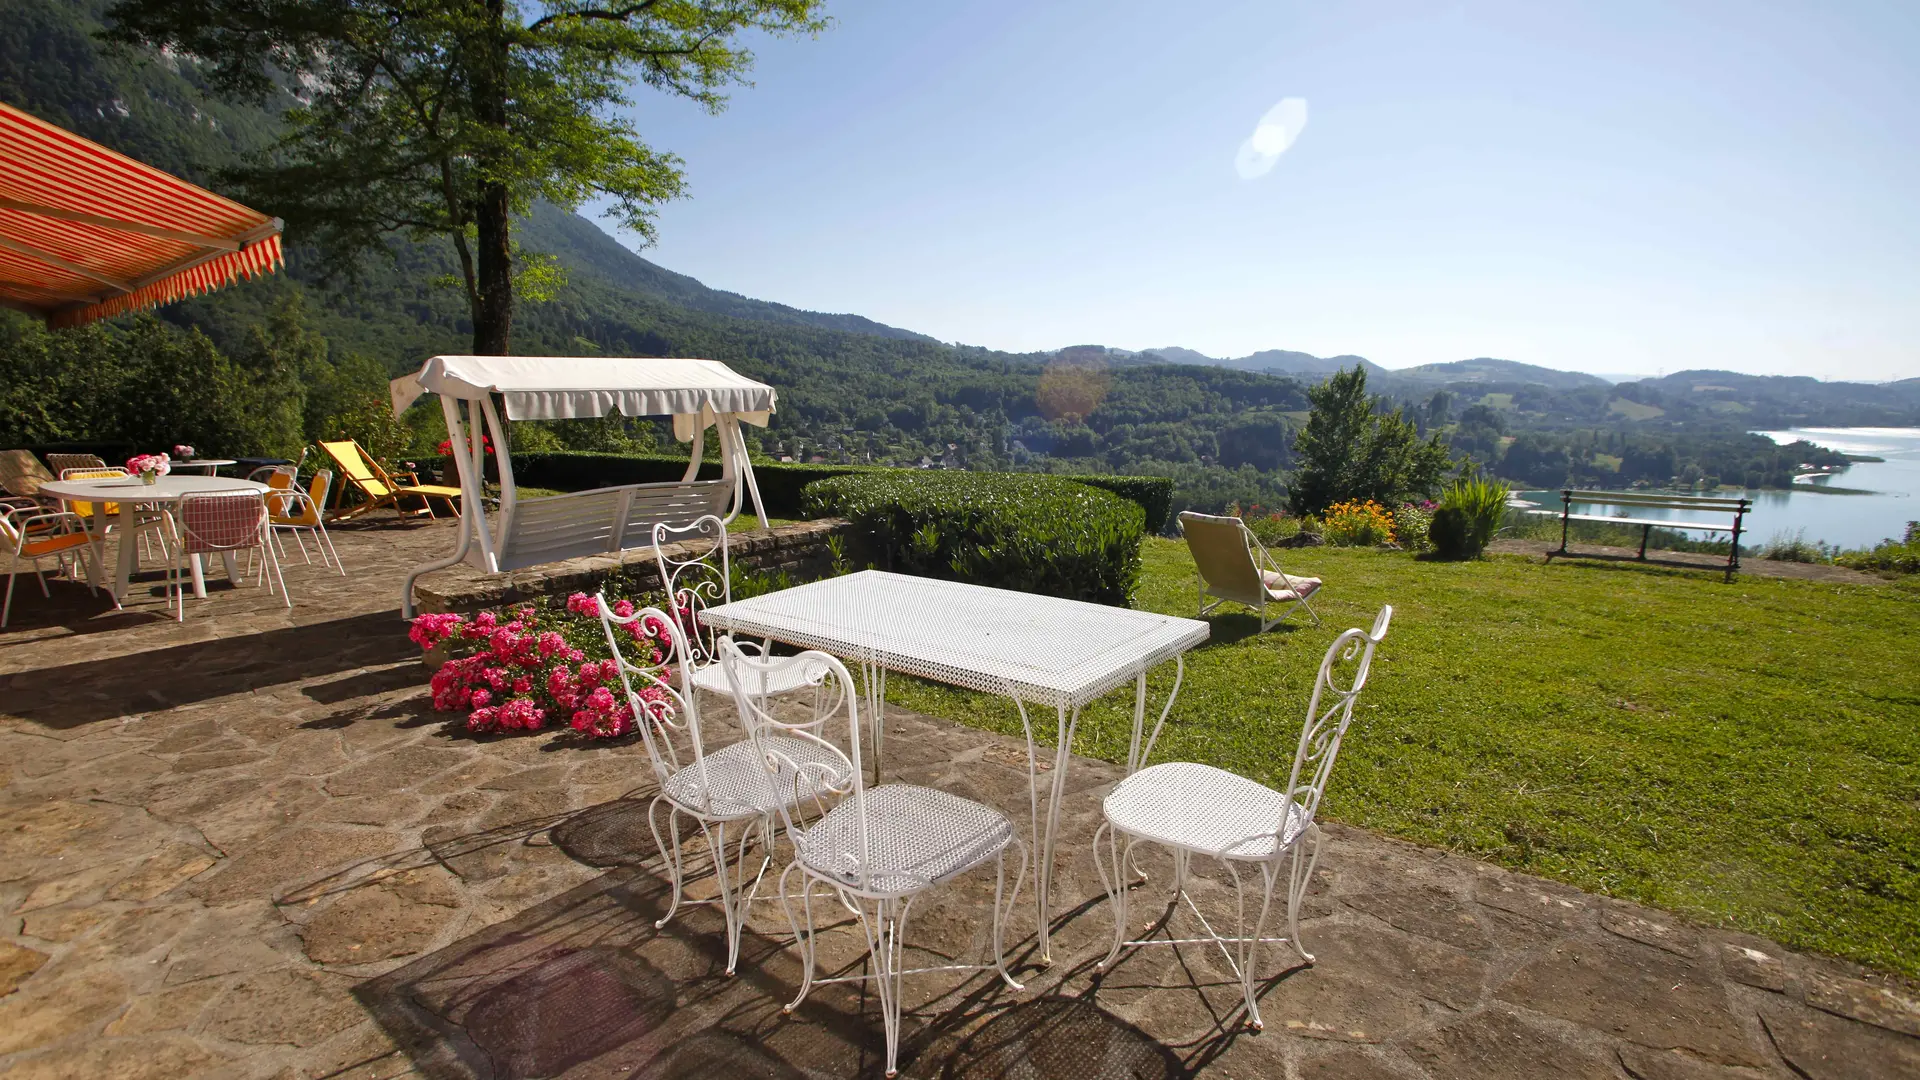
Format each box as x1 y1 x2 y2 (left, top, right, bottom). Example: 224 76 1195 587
127 452 171 485
172 444 196 461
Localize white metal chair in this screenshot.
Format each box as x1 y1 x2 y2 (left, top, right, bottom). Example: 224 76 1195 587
597 594 850 977
166 491 287 620
1179 510 1323 633
719 640 1025 1078
1092 604 1392 1030
655 514 815 707
1 505 97 627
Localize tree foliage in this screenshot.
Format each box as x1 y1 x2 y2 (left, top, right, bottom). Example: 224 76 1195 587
1288 366 1451 517
105 0 829 354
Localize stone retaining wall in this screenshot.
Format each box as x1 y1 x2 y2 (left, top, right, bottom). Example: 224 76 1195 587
411 518 850 614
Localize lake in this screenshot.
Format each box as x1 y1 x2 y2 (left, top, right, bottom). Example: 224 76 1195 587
1518 427 1920 551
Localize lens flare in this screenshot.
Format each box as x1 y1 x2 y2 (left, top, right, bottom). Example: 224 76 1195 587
1235 97 1308 179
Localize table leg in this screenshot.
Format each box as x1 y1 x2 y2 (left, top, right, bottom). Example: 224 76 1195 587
219 550 241 586
1036 703 1082 960
113 503 137 602
189 554 209 599
862 660 888 786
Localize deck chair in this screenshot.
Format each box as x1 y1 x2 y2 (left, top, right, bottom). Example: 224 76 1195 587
0 450 56 504
318 439 463 521
1179 510 1323 633
45 453 107 478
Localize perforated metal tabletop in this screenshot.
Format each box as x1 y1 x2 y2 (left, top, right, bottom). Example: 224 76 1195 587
703 570 1209 710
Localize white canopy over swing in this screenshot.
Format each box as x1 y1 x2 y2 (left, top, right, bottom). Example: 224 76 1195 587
390 355 776 616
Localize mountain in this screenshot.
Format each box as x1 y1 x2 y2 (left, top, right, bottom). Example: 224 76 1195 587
1383 358 1612 391
1142 347 1386 379
523 205 934 343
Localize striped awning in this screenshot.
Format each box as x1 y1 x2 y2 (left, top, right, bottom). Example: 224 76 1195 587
0 101 283 329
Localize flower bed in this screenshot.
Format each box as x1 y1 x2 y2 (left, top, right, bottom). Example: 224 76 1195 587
410 590 674 739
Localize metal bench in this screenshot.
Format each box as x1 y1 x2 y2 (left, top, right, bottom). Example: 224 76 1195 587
1531 488 1751 577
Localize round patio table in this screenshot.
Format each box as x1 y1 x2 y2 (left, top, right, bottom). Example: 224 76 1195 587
37 475 270 602
168 458 237 476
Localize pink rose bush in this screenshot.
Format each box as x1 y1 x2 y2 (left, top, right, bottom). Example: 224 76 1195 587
409 593 673 739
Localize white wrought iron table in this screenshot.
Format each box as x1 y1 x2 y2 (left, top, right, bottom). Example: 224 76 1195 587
703 569 1209 963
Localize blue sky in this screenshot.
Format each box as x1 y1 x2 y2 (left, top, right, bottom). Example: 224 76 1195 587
595 0 1919 381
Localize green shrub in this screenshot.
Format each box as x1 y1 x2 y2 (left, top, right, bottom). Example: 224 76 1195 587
1393 502 1436 552
1429 507 1474 559
1432 473 1510 558
1244 512 1300 547
1836 521 1920 575
508 451 1172 531
1073 475 1174 534
1759 530 1832 564
801 471 1147 605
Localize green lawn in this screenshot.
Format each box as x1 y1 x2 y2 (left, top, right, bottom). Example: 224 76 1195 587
886 538 1920 977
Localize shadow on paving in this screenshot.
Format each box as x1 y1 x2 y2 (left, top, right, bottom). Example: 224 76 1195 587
355 800 1205 1080
1 609 415 729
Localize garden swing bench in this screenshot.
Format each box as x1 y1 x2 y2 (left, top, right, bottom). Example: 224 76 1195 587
389 355 775 618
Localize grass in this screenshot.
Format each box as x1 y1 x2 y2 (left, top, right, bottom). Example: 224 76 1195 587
885 538 1920 977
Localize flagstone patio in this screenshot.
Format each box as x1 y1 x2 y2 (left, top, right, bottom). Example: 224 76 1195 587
1 517 1915 1079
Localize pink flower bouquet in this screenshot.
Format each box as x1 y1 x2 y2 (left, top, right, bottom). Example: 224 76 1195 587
172 444 196 460
126 452 171 483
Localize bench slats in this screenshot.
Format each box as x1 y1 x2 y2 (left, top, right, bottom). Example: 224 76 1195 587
494 480 732 572
1560 490 1750 511
1526 510 1736 531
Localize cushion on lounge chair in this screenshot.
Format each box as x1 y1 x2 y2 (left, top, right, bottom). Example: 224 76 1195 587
1260 570 1322 602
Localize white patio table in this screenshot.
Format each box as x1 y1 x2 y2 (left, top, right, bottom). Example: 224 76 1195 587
37 475 269 602
168 458 237 475
702 569 1209 963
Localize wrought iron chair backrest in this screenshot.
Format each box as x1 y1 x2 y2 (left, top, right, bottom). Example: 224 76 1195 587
1277 604 1393 834
716 640 865 882
595 594 707 802
653 514 729 669
178 492 268 555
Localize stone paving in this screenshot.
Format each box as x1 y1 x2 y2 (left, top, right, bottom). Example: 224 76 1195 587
2 517 1917 1079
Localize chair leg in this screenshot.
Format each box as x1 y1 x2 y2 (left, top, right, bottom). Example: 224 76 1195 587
2 562 17 628
780 863 820 1014
1093 820 1129 970
317 524 344 575
852 894 911 1077
1286 825 1324 963
1222 858 1280 1030
649 797 688 929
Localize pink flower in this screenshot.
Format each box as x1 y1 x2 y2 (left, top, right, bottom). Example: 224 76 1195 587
536 630 567 657
512 675 532 695
470 688 492 708
612 599 635 618
585 686 616 712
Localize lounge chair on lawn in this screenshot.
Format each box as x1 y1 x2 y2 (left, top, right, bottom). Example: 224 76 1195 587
318 439 463 521
1179 510 1323 633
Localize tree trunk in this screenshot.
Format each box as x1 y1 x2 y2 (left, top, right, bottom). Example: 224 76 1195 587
472 182 513 355
468 0 513 356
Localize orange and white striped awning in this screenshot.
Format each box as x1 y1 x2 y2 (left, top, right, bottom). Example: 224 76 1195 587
0 101 282 329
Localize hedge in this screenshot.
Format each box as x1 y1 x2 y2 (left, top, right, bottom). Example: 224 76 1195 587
801 471 1147 605
507 451 1174 532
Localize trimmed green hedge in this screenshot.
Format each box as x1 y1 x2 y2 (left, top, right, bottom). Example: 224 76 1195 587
801 471 1147 605
507 450 1174 531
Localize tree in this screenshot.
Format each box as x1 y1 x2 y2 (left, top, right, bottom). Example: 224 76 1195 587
1288 366 1450 517
106 0 829 355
